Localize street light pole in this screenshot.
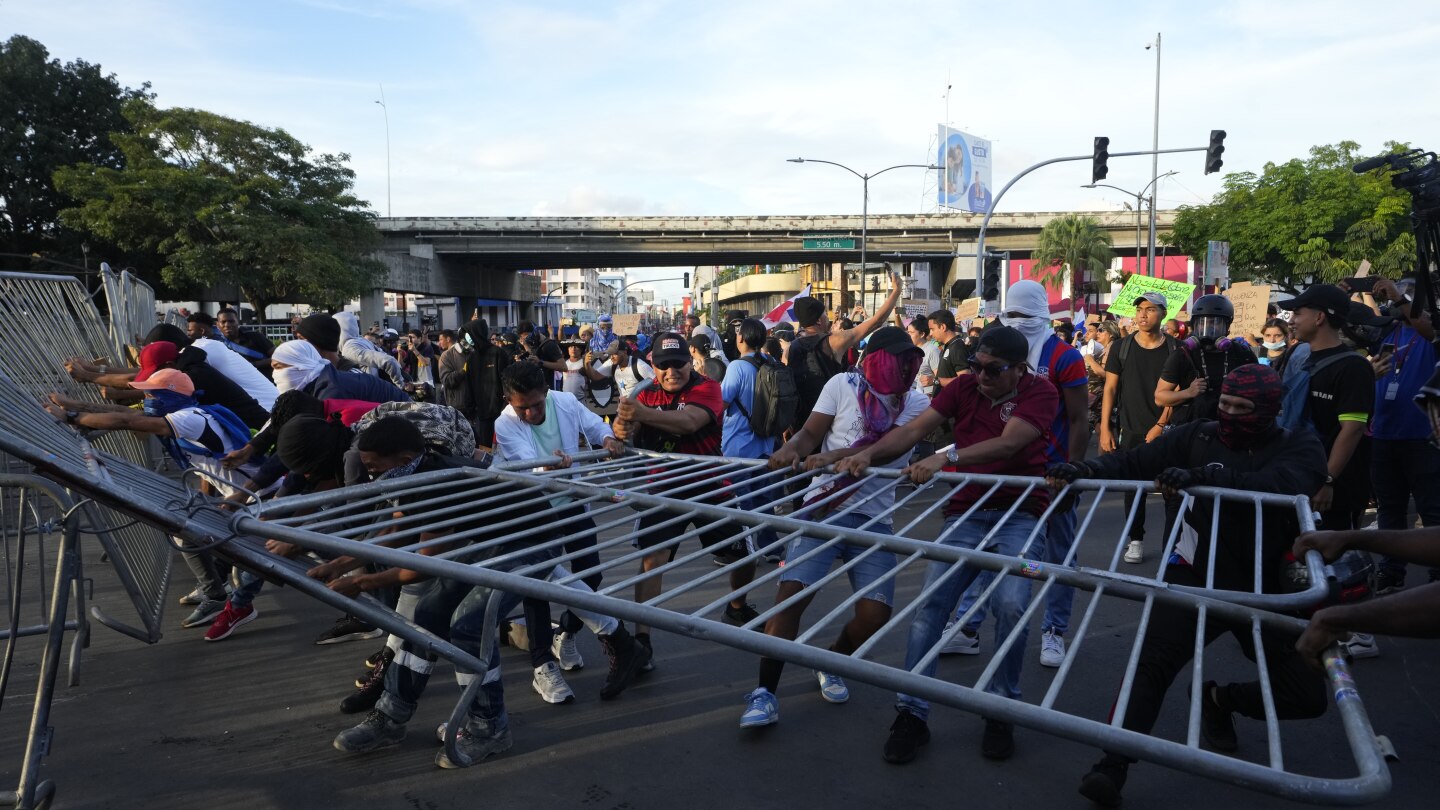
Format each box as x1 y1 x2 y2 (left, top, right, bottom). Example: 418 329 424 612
788 158 939 317
375 84 392 218
1146 33 1162 276
1082 170 1176 280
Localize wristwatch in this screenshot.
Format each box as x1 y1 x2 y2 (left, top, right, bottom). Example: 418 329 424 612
64 410 79 423
1323 474 1334 486
945 448 959 464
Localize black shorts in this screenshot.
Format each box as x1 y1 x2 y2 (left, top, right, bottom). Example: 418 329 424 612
633 507 747 561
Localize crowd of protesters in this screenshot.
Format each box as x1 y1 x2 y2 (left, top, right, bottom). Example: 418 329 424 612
39 272 1440 800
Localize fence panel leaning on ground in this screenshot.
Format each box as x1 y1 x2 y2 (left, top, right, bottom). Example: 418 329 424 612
0 272 172 644
0 357 1395 807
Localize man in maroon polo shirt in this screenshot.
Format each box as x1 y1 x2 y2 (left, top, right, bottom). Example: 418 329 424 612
837 325 1058 763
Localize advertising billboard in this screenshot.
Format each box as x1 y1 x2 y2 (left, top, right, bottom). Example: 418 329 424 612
938 125 993 213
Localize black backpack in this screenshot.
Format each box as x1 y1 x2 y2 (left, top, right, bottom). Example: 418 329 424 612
786 334 844 430
734 355 799 438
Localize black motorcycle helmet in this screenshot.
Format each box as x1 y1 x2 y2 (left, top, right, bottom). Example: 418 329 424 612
1189 294 1234 345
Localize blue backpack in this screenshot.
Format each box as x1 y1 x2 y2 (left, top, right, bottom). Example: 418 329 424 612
1276 352 1350 432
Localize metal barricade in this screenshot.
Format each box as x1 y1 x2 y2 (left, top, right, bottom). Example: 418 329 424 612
98 264 156 363
0 473 88 810
0 276 172 643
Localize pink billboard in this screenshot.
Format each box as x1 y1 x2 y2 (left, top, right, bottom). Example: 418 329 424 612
1005 255 1192 315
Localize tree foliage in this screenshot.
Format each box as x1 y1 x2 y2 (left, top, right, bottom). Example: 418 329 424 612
0 35 151 265
1165 141 1414 293
55 102 385 314
1030 214 1116 295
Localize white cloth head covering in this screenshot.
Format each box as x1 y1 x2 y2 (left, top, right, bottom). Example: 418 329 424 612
270 339 329 393
1000 280 1054 370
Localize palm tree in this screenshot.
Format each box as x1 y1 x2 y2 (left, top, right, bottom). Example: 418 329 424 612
1030 215 1116 309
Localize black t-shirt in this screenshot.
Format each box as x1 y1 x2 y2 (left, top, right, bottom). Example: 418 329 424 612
172 347 269 430
533 338 564 364
1104 334 1176 439
1306 346 1374 508
1160 342 1258 424
936 335 969 379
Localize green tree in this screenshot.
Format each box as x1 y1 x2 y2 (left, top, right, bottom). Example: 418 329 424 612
55 101 385 315
0 35 152 266
1165 141 1414 293
1030 214 1116 302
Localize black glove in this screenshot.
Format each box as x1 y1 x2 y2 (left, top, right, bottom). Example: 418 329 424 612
1155 466 1199 491
1046 461 1092 484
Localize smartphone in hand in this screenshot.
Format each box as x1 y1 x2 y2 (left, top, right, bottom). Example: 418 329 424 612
1343 277 1378 293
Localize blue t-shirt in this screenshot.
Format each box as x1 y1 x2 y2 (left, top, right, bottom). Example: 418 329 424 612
1035 335 1087 463
1371 323 1434 440
720 353 777 459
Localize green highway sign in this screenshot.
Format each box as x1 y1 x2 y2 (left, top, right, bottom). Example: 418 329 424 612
802 237 855 250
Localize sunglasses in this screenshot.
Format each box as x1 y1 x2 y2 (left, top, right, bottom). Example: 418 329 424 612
967 359 1015 377
655 359 688 371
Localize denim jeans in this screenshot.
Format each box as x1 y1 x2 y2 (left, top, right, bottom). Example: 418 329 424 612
896 511 1040 720
1371 438 1440 577
953 504 1077 635
734 466 781 555
376 548 550 730
228 570 264 609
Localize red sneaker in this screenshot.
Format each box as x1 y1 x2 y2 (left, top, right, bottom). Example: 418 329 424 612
204 602 258 642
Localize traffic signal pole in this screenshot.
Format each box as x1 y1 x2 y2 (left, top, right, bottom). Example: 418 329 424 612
972 145 1208 316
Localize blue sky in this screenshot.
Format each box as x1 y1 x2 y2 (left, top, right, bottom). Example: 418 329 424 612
7 0 1439 303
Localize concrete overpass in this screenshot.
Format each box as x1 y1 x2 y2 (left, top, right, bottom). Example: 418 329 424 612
363 210 1176 327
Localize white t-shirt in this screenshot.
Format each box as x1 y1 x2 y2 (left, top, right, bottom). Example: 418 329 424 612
164 407 257 497
805 372 930 519
602 355 655 399
562 359 589 398
192 337 278 410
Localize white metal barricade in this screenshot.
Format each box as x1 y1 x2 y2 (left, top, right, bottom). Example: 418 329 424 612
98 263 157 363
0 383 1393 806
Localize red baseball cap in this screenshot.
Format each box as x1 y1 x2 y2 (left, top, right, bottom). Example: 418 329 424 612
135 341 179 382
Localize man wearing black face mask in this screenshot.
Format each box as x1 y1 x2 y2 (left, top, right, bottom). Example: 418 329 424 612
1155 295 1257 425
1047 365 1329 807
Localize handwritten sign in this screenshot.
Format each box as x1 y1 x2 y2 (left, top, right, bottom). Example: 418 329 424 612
1224 281 1271 339
1107 276 1196 318
955 297 981 322
611 314 643 336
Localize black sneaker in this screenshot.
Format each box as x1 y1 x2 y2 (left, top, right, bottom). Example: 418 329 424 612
341 650 392 714
981 719 1014 760
316 616 384 646
599 629 650 700
1078 755 1129 807
364 646 390 669
882 711 930 764
1200 680 1238 753
723 602 762 629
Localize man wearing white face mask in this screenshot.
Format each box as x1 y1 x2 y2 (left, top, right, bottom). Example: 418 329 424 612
945 281 1090 668
270 340 410 403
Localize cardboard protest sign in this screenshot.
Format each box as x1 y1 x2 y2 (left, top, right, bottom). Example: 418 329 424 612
1223 281 1271 339
955 297 981 322
1107 276 1196 318
611 314 643 335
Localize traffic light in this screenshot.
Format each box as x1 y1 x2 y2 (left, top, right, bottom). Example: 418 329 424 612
1205 130 1226 174
683 272 690 288
982 256 1002 301
1091 136 1110 184
562 282 568 295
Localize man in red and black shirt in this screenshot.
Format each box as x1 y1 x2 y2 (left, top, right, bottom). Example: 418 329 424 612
613 332 759 661
838 325 1057 764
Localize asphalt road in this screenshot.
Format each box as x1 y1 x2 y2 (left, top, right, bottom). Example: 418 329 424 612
1 484 1437 810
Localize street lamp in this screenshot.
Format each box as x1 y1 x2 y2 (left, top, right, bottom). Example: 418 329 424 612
787 158 940 316
1145 33 1162 279
1081 170 1177 277
375 84 392 218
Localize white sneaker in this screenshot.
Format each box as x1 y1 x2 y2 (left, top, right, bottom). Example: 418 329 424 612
1039 630 1066 668
940 621 981 655
551 630 584 671
1123 540 1144 564
531 661 575 704
1341 633 1380 659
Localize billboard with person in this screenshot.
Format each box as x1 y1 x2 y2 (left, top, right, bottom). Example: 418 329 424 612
938 125 993 213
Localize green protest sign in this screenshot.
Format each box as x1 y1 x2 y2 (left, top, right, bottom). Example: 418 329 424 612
1107 275 1196 317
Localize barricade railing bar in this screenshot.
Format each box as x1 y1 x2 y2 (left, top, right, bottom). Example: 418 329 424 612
0 390 1391 804
98 264 156 364
0 278 173 645
0 473 89 810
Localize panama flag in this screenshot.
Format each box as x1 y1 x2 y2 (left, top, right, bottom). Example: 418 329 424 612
761 284 812 328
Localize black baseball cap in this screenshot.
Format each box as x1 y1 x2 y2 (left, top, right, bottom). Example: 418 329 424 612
1346 301 1393 328
1278 284 1349 325
651 332 689 365
864 326 923 358
974 325 1030 364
